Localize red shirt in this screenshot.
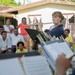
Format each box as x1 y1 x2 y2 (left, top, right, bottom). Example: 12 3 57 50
19 23 29 35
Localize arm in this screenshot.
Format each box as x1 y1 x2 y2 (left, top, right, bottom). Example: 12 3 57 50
6 38 12 53
38 22 43 30
7 38 12 49
0 39 3 53
8 27 14 32
69 36 73 46
0 48 3 54
17 25 20 28
56 54 71 75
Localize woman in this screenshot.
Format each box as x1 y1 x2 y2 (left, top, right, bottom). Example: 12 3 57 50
47 11 65 38
4 19 14 33
19 17 31 51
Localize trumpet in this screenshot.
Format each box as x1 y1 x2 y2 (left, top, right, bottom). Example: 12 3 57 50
27 22 53 26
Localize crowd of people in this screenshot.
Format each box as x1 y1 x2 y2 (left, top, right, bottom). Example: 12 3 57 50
0 11 75 75
0 18 30 54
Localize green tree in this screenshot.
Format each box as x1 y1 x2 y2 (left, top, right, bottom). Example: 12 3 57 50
0 0 21 6
66 0 75 2
60 0 75 2
17 2 21 6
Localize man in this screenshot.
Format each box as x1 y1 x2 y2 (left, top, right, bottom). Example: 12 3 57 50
10 28 25 52
0 31 11 54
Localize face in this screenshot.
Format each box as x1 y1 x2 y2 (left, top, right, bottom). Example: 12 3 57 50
64 30 69 36
6 19 11 25
18 44 24 50
22 19 27 24
14 29 18 35
2 32 7 39
52 16 61 25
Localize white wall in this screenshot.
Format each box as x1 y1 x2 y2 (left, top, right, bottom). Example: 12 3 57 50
16 7 75 31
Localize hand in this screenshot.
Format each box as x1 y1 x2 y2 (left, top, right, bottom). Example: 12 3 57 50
8 27 14 33
9 27 13 30
44 32 51 39
56 54 72 75
38 23 43 30
69 42 73 46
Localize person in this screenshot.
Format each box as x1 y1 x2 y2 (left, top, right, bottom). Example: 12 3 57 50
0 25 4 38
3 19 14 33
19 17 30 51
16 41 28 53
10 28 25 52
0 31 11 54
0 25 4 34
47 11 65 38
56 54 72 75
64 29 73 47
44 29 50 33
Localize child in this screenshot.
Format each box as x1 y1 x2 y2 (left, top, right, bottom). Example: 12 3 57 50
64 29 73 44
64 29 74 50
16 41 28 53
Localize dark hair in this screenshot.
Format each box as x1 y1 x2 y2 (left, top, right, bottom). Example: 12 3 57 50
0 25 4 28
1 31 7 35
44 29 50 33
17 41 24 47
14 28 18 30
22 17 26 21
64 29 70 34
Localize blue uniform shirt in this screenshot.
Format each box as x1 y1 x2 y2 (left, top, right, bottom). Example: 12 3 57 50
47 24 65 38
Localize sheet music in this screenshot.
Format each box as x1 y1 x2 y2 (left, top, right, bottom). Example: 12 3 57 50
43 41 74 71
43 42 74 61
0 58 25 75
44 43 59 61
49 42 63 55
58 42 74 55
21 56 52 75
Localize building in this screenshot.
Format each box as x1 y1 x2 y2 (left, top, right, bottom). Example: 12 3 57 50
3 0 75 41
0 6 15 25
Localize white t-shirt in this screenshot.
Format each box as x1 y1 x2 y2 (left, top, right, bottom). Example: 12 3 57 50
0 37 11 50
10 34 25 46
4 25 14 32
